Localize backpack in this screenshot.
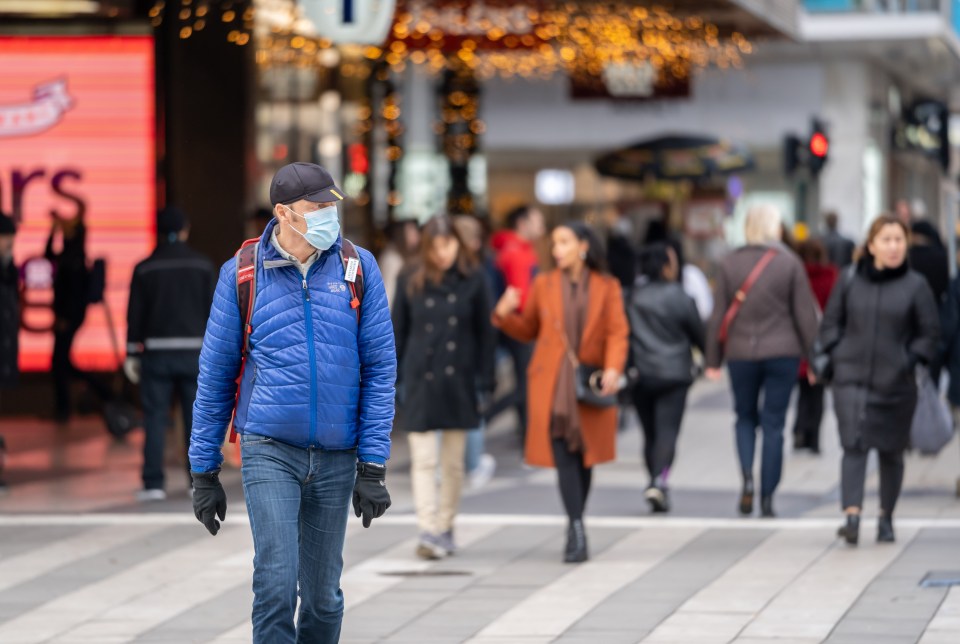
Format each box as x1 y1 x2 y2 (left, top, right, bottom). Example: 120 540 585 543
226 238 366 443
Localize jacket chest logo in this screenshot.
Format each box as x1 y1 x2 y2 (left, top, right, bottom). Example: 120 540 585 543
326 282 347 294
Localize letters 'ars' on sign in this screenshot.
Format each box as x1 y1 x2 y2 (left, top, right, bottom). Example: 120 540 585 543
300 0 397 46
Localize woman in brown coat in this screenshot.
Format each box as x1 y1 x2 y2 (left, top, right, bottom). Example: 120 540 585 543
493 221 629 564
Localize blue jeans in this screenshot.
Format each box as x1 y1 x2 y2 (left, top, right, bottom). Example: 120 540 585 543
240 433 357 644
727 358 800 498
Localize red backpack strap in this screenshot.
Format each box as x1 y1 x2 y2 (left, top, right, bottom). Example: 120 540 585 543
228 238 260 444
340 238 365 324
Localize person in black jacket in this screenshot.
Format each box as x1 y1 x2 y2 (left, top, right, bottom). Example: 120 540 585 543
0 212 17 492
126 207 216 500
46 210 107 422
393 215 496 559
628 243 704 512
0 213 18 394
908 219 949 304
816 214 940 546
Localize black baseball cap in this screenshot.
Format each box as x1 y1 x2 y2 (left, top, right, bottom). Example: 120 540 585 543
270 162 345 206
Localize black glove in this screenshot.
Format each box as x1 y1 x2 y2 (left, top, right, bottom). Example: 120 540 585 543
353 462 391 528
191 470 227 536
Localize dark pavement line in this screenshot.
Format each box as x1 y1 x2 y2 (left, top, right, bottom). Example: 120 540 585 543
344 525 633 643
136 581 252 643
0 524 97 562
556 527 775 643
0 525 201 625
824 528 960 644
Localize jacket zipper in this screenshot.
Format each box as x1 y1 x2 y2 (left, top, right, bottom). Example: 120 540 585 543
301 267 318 446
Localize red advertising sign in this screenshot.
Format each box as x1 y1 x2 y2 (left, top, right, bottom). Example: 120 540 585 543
0 36 156 371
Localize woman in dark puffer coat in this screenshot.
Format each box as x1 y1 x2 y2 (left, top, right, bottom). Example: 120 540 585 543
815 214 940 546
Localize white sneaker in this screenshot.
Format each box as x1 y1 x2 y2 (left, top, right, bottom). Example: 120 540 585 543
137 489 167 502
415 532 446 560
468 454 496 490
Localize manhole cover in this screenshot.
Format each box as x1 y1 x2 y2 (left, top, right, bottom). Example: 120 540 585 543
378 570 473 578
919 571 960 588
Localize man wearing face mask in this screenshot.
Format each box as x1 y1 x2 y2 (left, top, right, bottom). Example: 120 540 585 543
189 162 396 643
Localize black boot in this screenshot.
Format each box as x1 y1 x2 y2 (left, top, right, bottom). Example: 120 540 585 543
739 473 755 516
563 523 576 560
837 514 860 546
564 519 588 563
877 515 895 543
760 496 776 518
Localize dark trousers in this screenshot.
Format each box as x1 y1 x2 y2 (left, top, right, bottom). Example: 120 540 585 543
632 381 690 485
841 446 905 515
551 438 592 522
141 351 200 490
793 379 825 451
487 335 533 435
728 358 800 498
52 321 110 419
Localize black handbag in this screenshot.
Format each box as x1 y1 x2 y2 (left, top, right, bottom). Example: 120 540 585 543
574 364 620 408
558 319 622 408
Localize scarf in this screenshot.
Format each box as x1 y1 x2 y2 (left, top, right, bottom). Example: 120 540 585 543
552 270 590 452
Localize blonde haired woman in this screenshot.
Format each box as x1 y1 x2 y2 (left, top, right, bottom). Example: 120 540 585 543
705 204 819 518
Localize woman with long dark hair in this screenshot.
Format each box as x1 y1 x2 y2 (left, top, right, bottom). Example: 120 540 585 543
493 221 629 563
816 214 940 545
393 215 496 560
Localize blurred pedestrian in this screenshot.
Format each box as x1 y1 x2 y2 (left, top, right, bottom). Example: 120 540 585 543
627 243 704 513
940 272 960 497
822 211 855 268
792 239 839 454
189 163 396 643
452 214 498 489
379 219 421 310
0 212 18 392
493 221 628 563
895 198 913 227
644 219 713 319
0 211 18 493
490 205 545 438
705 204 819 518
125 207 216 501
45 208 109 423
245 207 274 240
607 214 637 288
393 215 496 559
908 219 949 304
816 214 940 545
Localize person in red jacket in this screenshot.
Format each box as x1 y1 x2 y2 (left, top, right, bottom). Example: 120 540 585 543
489 205 545 437
794 238 839 454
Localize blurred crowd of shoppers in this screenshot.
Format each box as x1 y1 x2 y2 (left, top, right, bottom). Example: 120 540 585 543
1 183 959 564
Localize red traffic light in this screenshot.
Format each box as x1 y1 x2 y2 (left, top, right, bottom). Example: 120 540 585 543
809 132 829 158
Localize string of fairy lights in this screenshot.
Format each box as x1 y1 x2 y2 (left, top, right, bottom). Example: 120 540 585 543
149 1 752 84
151 0 754 215
148 0 254 44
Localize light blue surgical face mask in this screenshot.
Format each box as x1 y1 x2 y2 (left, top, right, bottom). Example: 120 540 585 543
283 204 340 251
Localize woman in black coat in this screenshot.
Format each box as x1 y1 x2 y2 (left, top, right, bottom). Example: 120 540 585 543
627 243 704 513
393 215 496 560
816 214 940 546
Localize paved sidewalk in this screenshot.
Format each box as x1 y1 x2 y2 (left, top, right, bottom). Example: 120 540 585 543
0 379 959 643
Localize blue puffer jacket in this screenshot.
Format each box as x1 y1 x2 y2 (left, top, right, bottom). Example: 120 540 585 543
189 219 396 472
